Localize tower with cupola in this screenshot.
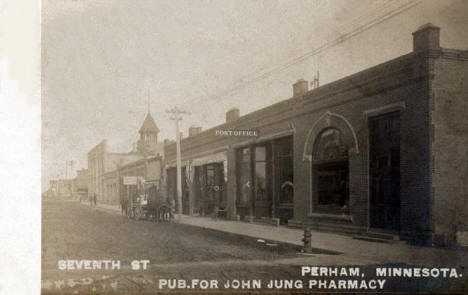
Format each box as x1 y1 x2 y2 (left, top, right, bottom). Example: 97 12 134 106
137 112 160 155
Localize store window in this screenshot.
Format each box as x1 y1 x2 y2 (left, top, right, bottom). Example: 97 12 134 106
276 136 294 204
313 128 349 214
237 148 251 206
206 165 215 202
206 165 215 186
255 147 267 201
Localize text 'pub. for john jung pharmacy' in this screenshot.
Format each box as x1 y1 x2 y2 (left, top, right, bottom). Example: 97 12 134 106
164 24 468 247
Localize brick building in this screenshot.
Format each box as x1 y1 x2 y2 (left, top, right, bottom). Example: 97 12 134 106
87 140 142 203
87 111 165 206
164 24 468 246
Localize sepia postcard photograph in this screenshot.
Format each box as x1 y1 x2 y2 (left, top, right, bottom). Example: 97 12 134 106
37 0 468 294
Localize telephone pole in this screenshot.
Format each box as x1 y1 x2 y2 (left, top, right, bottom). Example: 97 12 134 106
166 107 191 219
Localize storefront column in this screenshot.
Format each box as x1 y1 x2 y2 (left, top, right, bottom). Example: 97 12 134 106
271 140 276 218
226 147 238 219
248 145 255 219
189 165 195 216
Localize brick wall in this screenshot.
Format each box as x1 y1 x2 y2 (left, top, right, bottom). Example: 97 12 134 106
431 52 468 246
162 25 466 245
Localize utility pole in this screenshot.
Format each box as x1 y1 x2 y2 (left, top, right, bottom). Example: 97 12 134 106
166 107 191 219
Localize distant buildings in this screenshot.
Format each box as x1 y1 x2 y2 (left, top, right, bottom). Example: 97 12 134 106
87 112 164 206
45 178 73 198
73 169 89 201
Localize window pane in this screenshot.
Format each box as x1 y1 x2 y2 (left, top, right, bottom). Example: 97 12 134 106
197 167 204 184
255 146 266 161
279 157 294 203
314 128 348 161
237 148 251 205
255 162 266 201
242 148 250 161
277 136 293 156
207 166 214 185
316 162 349 212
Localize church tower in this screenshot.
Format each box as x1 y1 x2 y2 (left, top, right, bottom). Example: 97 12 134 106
137 112 160 155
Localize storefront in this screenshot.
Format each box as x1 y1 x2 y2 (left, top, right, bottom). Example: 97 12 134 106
164 25 468 246
165 152 228 216
193 162 226 216
235 136 294 224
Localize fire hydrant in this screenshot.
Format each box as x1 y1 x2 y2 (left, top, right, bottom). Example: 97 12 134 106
302 227 312 253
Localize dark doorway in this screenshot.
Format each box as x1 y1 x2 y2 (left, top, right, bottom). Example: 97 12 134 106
312 128 350 215
193 167 201 215
369 112 401 231
196 163 225 217
253 144 272 218
181 167 190 215
236 144 273 220
167 167 189 214
314 161 349 214
274 136 294 224
167 168 177 207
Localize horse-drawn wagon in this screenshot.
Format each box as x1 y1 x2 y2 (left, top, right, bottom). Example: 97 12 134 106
121 177 173 222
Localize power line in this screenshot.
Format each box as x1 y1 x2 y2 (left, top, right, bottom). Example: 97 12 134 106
334 0 394 34
184 0 420 109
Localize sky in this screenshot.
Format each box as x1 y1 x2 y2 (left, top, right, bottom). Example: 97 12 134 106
41 0 468 190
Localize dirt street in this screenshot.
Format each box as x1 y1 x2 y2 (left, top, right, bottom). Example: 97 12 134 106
42 200 332 294
42 200 467 294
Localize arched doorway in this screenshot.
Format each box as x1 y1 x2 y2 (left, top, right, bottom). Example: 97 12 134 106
303 112 358 216
312 128 350 214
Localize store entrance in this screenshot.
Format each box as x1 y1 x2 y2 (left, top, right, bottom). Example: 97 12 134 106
195 163 225 217
369 112 401 231
236 144 273 220
253 144 272 218
312 128 350 215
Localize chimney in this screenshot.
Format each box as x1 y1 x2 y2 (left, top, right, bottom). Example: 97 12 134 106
412 23 440 53
293 79 308 97
226 108 240 123
189 125 202 137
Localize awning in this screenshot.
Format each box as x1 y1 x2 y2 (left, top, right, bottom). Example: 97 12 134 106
165 151 227 168
191 151 227 167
